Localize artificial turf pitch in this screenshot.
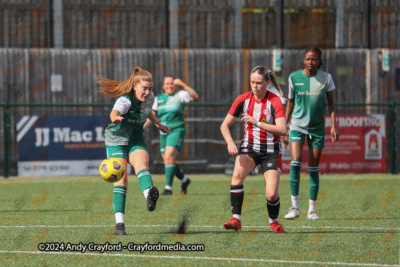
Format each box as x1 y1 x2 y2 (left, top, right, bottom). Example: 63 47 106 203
0 174 399 266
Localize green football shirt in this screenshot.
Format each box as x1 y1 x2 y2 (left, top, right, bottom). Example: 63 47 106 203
288 69 335 135
152 90 190 133
105 91 154 146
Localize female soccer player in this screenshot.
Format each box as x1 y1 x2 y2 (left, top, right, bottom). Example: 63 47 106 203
221 66 287 233
283 47 339 220
149 76 199 195
98 67 170 235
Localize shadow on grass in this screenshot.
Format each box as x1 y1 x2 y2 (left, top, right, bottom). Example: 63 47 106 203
153 230 270 234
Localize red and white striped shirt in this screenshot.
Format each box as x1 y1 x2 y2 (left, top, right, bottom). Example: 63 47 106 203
228 91 285 153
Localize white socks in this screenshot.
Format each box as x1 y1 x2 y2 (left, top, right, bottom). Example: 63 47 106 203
115 212 124 224
143 188 150 199
165 185 172 191
291 195 317 212
291 195 299 209
309 199 317 213
233 214 241 221
269 218 278 223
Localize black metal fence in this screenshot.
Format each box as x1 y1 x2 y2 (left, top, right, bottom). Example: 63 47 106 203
1 102 399 177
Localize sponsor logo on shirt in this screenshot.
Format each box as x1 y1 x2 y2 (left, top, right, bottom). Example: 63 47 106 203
297 91 321 96
295 83 304 85
127 118 147 123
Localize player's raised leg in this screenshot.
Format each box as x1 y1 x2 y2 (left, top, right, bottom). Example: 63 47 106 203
223 154 254 231
129 148 159 212
265 167 286 233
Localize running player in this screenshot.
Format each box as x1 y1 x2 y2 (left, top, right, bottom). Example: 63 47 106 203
98 67 170 235
148 76 199 195
283 47 339 220
221 66 287 233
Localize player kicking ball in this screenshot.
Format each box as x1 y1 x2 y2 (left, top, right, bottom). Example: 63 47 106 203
98 67 170 235
221 66 287 233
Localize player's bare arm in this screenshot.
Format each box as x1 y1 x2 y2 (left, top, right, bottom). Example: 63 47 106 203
241 114 286 136
110 109 124 124
143 111 157 129
326 90 339 142
148 111 171 134
174 78 199 101
221 114 238 156
282 98 294 145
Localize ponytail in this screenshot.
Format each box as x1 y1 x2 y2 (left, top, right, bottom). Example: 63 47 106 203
251 66 287 101
268 70 287 101
98 67 152 97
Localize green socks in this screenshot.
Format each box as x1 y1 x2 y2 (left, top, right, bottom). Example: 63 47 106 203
165 164 175 187
289 160 301 196
112 169 154 216
137 169 153 192
308 167 319 201
113 186 127 213
174 164 185 180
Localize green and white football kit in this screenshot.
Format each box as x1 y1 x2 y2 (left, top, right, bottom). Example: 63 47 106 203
286 69 335 220
105 91 154 157
288 69 335 149
152 90 190 153
104 91 158 232
153 90 191 193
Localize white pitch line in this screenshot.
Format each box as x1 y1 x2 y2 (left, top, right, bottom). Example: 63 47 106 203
2 174 399 183
0 225 399 231
0 251 396 267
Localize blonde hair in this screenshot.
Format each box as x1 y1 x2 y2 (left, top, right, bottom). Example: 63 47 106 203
98 67 153 97
251 66 286 101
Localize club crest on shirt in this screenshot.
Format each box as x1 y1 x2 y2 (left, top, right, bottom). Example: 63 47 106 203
263 109 270 115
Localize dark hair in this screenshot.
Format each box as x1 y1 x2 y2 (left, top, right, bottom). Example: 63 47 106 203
251 66 286 101
304 47 324 69
163 75 175 82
